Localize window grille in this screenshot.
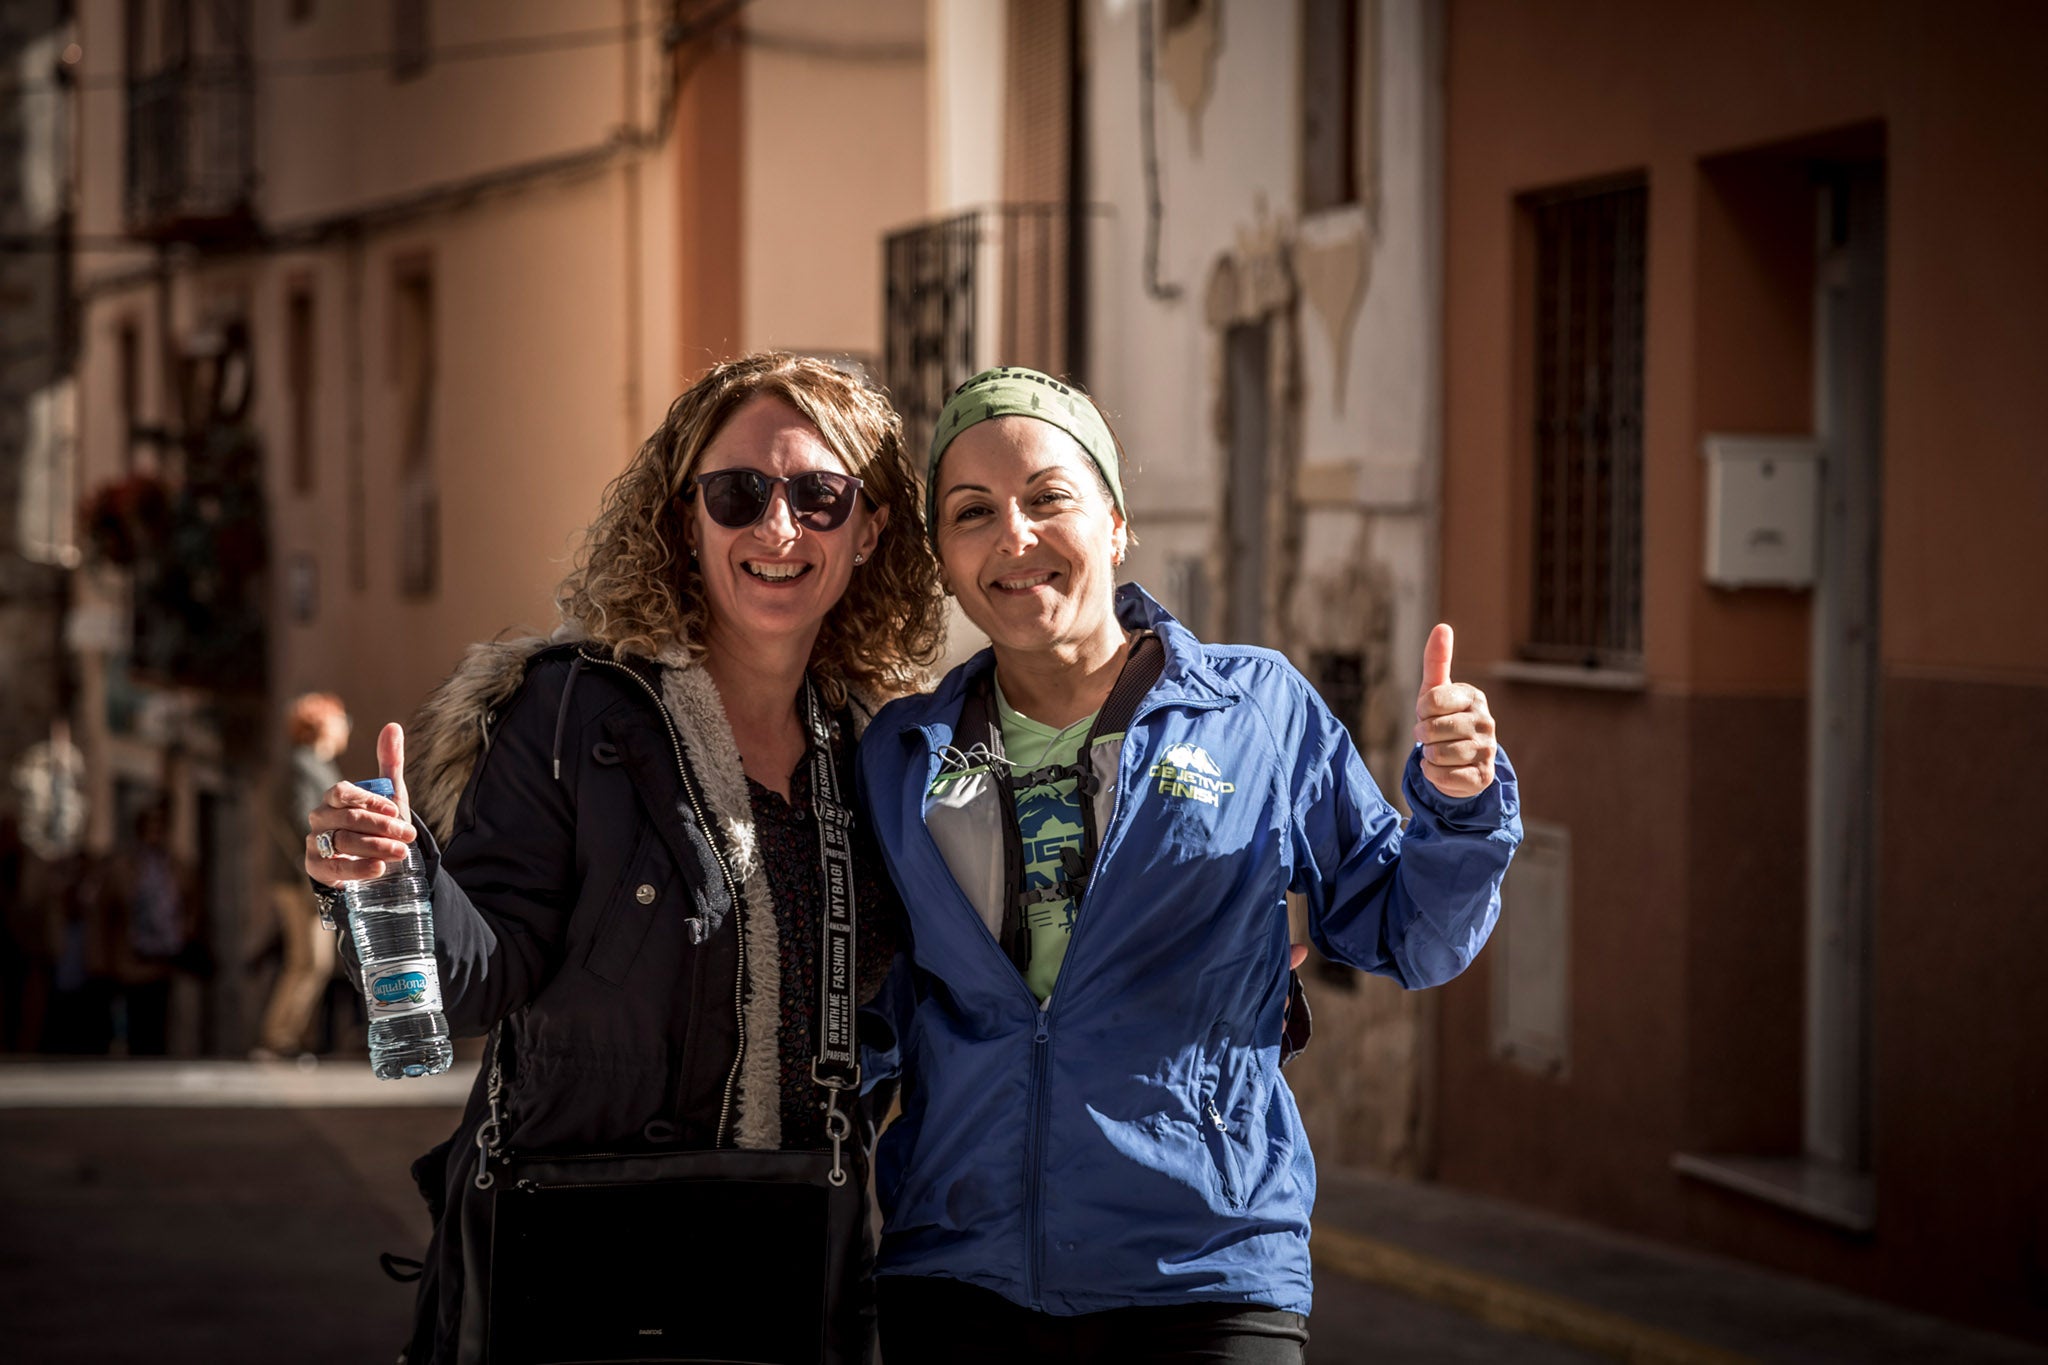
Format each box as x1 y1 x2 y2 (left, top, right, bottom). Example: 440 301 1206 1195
1526 179 1646 666
121 1 254 236
882 212 979 458
882 206 1084 460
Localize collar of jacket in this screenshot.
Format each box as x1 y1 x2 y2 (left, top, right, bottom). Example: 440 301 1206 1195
410 630 874 839
906 582 1241 750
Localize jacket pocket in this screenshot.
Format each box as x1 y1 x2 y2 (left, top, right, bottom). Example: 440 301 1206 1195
1198 1090 1245 1210
1196 1019 1253 1211
583 827 667 985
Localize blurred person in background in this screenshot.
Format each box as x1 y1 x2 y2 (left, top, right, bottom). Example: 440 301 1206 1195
98 801 201 1056
254 692 351 1060
858 368 1521 1363
36 845 113 1054
303 353 943 1364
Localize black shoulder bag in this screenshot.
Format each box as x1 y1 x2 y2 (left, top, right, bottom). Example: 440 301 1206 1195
461 683 871 1365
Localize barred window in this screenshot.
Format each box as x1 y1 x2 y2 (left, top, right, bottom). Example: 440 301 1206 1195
392 258 437 598
1525 178 1646 666
286 283 315 495
1300 0 1357 215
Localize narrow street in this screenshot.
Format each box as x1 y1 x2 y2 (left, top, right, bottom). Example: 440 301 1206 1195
0 1060 1585 1364
3 1061 2037 1364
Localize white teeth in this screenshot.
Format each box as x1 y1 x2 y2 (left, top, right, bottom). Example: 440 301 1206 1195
745 562 808 581
995 571 1055 590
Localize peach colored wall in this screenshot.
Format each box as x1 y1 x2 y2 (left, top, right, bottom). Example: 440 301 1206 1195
740 0 927 360
674 30 744 373
1444 0 2048 692
1439 0 2048 1337
1877 11 2048 682
1683 153 1819 698
256 0 639 228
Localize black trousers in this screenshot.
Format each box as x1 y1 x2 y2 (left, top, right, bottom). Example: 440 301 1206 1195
876 1275 1308 1365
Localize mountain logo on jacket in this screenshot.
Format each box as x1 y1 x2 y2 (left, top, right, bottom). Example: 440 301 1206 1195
1149 744 1236 806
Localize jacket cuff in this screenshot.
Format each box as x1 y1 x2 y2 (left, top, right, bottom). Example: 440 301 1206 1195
1401 746 1519 832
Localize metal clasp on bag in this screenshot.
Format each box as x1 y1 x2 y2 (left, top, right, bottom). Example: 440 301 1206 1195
475 1029 508 1190
813 1066 859 1189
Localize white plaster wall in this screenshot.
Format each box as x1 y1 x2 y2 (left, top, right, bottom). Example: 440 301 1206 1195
1085 0 1441 665
926 0 1008 213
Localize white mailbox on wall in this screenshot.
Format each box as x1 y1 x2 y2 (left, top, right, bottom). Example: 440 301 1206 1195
1702 434 1822 589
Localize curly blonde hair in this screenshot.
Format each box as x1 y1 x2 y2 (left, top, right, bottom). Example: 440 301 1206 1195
556 353 946 703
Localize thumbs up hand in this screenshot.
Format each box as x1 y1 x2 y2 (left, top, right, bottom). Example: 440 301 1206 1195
377 722 412 824
1413 624 1498 800
305 722 417 888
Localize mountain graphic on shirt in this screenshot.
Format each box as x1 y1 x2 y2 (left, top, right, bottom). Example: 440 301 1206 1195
1160 743 1223 776
1021 805 1085 887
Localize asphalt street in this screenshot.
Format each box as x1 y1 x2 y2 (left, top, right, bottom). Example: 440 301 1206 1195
4 1060 2038 1364
0 1058 1603 1364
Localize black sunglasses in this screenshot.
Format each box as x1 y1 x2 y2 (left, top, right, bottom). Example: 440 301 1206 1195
682 468 868 532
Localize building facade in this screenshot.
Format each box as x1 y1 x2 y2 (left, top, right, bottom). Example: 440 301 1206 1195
50 0 928 1054
1 2 80 1053
1434 0 2048 1339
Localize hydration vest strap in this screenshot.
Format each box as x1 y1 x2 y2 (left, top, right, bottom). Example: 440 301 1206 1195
956 680 1032 973
964 631 1166 969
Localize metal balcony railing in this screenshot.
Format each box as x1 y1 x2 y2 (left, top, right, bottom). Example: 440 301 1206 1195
124 58 256 240
882 204 1091 450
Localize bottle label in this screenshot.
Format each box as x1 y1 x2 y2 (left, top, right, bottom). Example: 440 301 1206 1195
366 956 444 1018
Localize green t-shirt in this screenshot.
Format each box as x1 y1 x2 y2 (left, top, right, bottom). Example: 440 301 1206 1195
995 685 1108 1003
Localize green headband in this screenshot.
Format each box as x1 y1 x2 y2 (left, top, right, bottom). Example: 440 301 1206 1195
925 367 1125 543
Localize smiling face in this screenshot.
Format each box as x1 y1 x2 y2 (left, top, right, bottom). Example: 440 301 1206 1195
932 415 1128 661
682 394 887 666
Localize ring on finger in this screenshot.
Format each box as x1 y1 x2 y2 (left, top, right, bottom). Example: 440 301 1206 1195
314 831 337 859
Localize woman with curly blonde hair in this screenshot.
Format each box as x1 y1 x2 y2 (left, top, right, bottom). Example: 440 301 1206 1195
304 353 944 1364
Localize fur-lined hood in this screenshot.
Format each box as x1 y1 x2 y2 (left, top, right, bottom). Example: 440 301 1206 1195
407 628 877 840
407 631 574 842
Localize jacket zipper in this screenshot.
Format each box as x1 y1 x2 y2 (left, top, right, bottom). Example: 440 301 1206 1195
580 651 749 1148
1020 693 1224 1300
920 684 1228 1306
1026 1004 1051 1308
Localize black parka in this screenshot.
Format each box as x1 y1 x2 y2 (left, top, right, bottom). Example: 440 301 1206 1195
360 639 873 1363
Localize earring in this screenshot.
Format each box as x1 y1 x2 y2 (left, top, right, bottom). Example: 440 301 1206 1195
854 554 865 565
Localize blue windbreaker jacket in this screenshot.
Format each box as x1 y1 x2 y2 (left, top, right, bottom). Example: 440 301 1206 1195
857 585 1521 1317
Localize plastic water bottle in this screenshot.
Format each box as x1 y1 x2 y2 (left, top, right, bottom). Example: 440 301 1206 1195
344 778 453 1079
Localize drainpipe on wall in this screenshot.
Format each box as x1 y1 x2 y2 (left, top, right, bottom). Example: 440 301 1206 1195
1063 0 1089 386
1411 0 1448 1183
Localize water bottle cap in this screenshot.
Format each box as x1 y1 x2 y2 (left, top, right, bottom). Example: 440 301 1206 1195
355 778 397 798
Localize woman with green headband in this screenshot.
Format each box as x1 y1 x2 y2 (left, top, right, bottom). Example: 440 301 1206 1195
856 367 1523 1361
